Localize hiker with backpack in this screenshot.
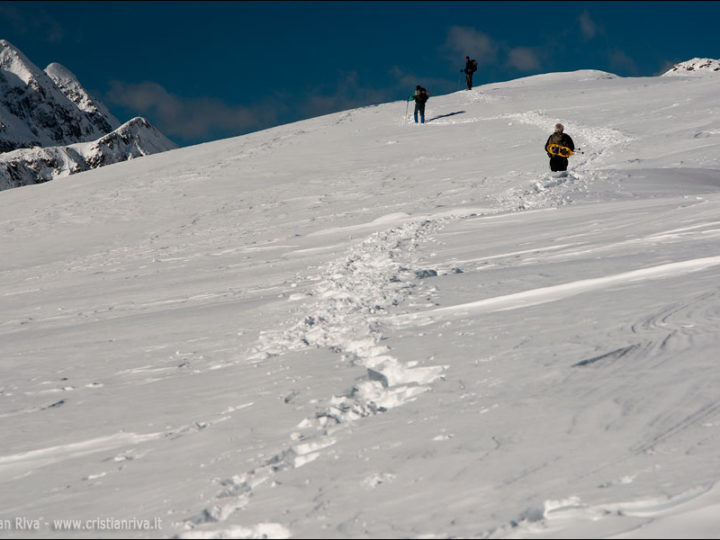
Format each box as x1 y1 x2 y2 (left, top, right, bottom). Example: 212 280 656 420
409 85 430 124
461 56 478 90
545 123 575 172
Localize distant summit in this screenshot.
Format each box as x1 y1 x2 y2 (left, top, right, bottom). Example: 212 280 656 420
45 62 121 136
0 39 114 151
0 39 176 191
662 58 720 76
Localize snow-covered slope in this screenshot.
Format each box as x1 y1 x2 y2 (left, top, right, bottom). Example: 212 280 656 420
2 64 720 539
662 57 720 76
0 39 176 190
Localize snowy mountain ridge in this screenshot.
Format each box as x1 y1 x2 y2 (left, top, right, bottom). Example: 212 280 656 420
0 39 111 151
0 117 177 190
0 39 175 190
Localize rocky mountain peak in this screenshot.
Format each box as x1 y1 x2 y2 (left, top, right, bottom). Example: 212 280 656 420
0 39 176 191
0 38 47 86
45 62 121 134
662 58 720 76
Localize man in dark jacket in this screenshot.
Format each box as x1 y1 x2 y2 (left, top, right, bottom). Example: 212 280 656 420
409 85 429 123
545 123 575 172
461 56 477 90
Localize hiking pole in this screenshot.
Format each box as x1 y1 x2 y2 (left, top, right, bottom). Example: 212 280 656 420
457 71 462 91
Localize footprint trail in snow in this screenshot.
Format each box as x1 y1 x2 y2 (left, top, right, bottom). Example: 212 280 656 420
179 218 451 537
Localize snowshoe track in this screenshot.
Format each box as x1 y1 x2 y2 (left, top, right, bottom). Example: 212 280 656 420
179 218 452 537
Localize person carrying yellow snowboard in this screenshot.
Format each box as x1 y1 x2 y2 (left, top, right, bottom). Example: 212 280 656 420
545 123 575 172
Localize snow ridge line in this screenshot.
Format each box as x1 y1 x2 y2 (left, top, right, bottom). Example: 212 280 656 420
484 483 717 539
179 217 451 537
392 254 720 325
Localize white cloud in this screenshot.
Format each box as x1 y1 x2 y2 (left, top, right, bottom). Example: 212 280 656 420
507 47 541 72
105 81 277 140
443 27 543 73
389 66 454 93
296 71 391 118
609 49 638 74
444 26 499 65
106 71 412 143
579 10 598 40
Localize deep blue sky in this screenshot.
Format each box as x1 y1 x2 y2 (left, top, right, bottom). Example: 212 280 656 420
2 1 717 146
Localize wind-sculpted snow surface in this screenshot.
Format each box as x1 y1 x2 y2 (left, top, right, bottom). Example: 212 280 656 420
394 255 720 323
492 483 720 539
3 66 720 539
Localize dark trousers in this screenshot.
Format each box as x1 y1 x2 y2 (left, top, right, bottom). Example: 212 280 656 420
466 73 473 90
414 102 426 123
549 156 568 172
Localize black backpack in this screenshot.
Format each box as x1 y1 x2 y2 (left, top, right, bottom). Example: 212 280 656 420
470 59 478 73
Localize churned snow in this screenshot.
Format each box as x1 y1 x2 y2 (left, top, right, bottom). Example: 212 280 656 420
2 65 720 539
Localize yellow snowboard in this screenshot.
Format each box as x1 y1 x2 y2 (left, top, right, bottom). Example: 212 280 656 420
546 144 574 157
